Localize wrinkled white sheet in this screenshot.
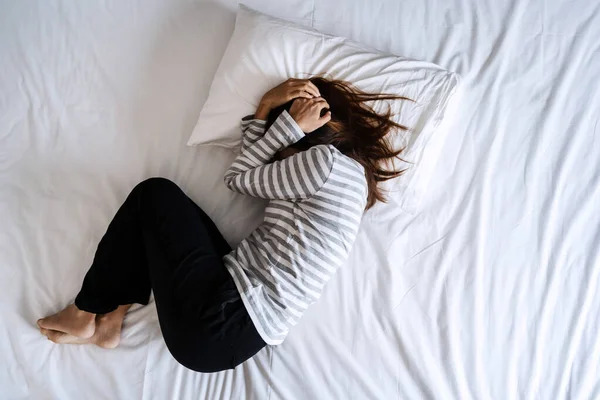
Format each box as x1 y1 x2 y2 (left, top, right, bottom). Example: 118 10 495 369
1 1 599 399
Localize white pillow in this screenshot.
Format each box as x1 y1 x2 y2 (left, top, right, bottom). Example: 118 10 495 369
188 5 460 210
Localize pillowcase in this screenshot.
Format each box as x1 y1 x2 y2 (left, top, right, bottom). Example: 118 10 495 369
188 4 460 211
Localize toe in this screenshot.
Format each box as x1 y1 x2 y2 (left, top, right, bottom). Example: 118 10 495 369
96 336 120 349
37 316 55 330
37 318 53 330
47 331 62 344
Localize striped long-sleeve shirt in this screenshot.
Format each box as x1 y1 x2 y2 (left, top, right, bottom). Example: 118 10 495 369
223 110 368 345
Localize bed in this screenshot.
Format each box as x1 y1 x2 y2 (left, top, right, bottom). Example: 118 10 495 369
1 0 599 398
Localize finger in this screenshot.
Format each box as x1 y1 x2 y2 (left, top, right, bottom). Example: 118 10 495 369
290 80 315 89
309 96 327 103
306 81 321 97
300 83 319 98
288 82 314 96
312 98 330 109
319 111 332 123
289 80 309 87
291 90 312 100
289 82 314 95
303 87 318 98
285 79 304 90
301 88 316 98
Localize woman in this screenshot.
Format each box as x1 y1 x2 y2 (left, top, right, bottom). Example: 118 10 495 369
37 77 409 372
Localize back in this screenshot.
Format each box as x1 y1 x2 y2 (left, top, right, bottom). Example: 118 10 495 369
222 111 368 345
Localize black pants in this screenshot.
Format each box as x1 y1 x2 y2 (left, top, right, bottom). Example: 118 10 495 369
74 178 265 372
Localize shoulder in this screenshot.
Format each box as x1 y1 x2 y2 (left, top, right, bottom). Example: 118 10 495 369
323 146 368 196
307 144 335 162
293 145 335 169
298 145 366 185
325 146 365 177
315 145 367 187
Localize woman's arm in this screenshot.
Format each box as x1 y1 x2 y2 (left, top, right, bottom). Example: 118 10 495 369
239 78 320 152
224 110 334 200
240 116 266 153
255 78 320 119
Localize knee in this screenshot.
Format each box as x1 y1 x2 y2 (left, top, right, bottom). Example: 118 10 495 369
130 178 182 206
132 177 178 196
167 347 230 374
163 335 233 373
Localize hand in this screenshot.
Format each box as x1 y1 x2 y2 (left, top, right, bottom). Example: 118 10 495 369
256 79 321 119
288 97 331 133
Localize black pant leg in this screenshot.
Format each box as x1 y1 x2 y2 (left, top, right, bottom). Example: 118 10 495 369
133 178 232 317
189 201 232 258
132 178 243 372
75 182 152 313
75 177 231 314
74 177 265 372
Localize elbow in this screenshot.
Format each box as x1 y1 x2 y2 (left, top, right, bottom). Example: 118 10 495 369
223 172 233 189
223 170 239 192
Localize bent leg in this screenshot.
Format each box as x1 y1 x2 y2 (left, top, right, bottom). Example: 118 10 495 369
51 177 261 367
73 177 231 314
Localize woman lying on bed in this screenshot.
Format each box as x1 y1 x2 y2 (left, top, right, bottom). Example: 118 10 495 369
37 77 409 372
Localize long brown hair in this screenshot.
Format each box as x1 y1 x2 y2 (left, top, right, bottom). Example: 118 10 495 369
266 77 411 210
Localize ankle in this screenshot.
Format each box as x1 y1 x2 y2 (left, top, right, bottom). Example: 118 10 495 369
97 312 124 323
71 304 95 319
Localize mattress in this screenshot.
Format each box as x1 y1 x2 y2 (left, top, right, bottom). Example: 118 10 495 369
1 0 599 399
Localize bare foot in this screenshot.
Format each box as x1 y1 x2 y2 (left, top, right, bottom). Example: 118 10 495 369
38 304 96 339
93 308 127 349
40 327 91 345
40 305 132 349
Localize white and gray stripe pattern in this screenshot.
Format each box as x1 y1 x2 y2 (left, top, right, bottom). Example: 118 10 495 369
223 110 367 345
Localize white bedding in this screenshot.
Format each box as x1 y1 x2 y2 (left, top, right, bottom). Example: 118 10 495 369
1 0 599 399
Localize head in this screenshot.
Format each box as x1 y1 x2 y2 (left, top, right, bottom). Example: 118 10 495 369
266 77 411 210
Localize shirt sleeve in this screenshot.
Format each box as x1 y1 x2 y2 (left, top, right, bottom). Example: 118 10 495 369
240 115 267 152
224 110 335 200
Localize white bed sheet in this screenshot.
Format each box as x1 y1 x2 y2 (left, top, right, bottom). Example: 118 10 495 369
1 0 599 399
